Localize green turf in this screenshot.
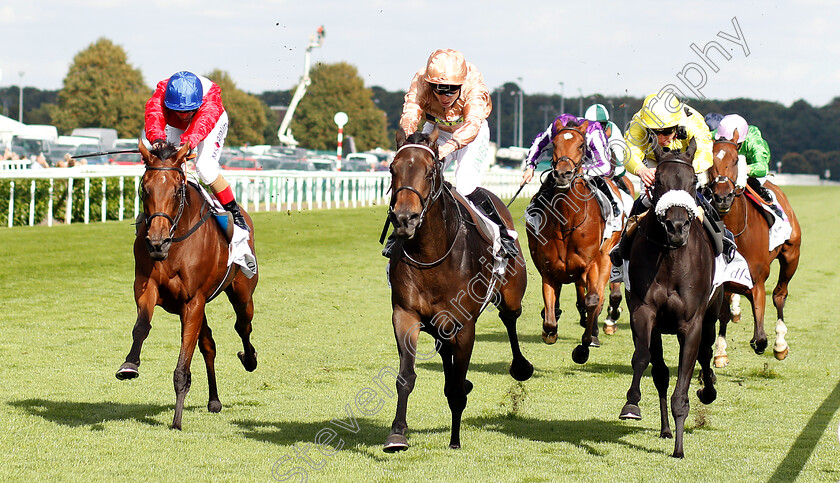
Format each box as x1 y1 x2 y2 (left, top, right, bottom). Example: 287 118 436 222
0 187 838 481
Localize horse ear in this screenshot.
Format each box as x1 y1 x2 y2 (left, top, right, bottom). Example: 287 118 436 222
652 140 664 161
428 124 439 146
685 136 697 161
395 128 406 149
732 128 740 144
579 120 589 132
176 143 191 163
139 140 151 164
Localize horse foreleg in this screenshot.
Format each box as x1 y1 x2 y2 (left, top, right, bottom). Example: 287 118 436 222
384 310 419 452
749 283 768 355
541 281 560 345
649 332 671 439
172 301 205 430
116 283 158 380
697 296 720 405
604 281 623 335
573 270 603 363
670 321 703 459
446 329 475 450
227 281 257 372
620 306 654 421
198 317 221 413
729 292 742 323
772 246 799 360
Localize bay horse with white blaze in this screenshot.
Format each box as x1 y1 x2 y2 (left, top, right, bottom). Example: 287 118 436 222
384 128 533 451
620 138 723 458
526 116 623 364
706 139 801 366
115 142 259 430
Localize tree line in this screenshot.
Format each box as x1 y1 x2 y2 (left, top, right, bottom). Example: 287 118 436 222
1 37 838 180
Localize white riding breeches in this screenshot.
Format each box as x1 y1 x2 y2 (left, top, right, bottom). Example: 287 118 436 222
422 119 491 196
161 111 229 185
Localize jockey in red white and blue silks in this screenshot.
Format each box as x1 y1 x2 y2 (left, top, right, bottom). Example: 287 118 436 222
524 113 613 177
145 73 229 190
144 71 256 278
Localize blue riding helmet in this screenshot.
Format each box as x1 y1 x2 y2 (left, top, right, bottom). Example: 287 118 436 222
164 71 203 111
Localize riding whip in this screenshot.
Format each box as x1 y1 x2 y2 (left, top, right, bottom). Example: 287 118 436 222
71 149 140 159
506 182 527 208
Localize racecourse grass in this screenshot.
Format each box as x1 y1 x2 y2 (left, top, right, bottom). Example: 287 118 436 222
0 186 838 481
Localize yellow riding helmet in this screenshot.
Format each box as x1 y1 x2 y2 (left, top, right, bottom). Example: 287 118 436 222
636 92 685 129
424 49 468 85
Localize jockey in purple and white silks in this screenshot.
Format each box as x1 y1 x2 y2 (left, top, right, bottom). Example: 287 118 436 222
522 113 620 218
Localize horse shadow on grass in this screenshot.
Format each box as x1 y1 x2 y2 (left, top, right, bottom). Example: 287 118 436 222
9 398 171 429
464 414 657 456
232 417 449 462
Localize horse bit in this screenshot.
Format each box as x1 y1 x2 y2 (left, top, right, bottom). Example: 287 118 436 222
142 166 187 240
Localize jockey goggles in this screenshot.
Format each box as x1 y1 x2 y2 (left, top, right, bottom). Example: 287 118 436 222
651 126 677 136
432 84 460 97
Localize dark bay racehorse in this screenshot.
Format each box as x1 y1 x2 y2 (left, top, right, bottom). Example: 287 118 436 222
115 142 259 430
620 139 723 458
706 139 801 366
526 116 623 364
384 128 533 451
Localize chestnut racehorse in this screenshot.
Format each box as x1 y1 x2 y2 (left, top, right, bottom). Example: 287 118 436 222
620 139 723 458
115 142 259 430
706 139 801 366
526 116 623 364
384 128 533 451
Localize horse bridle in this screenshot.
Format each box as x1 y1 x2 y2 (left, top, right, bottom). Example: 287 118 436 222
142 166 187 240
388 143 445 231
551 127 587 177
709 140 744 195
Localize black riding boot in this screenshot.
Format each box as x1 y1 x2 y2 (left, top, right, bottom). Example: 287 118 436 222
614 174 631 195
722 228 737 263
382 233 396 258
222 200 250 232
467 190 519 259
748 177 784 218
592 176 620 217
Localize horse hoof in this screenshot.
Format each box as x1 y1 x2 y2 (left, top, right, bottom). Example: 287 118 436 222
510 359 534 381
714 355 729 368
238 350 258 372
208 400 222 413
383 434 409 453
465 379 473 395
619 403 642 420
571 345 589 364
542 331 558 345
115 363 139 380
589 336 601 348
660 430 673 439
603 323 617 336
774 346 790 360
731 312 741 323
750 339 767 355
449 443 461 450
697 387 717 405
672 451 685 459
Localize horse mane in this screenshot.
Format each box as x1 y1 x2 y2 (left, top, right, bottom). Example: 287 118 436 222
404 131 438 154
149 142 180 163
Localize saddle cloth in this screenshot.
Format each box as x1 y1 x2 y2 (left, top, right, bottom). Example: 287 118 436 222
188 175 256 278
756 189 792 251
610 250 752 297
449 188 514 276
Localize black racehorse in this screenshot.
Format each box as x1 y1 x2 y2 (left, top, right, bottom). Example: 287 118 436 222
619 138 724 458
383 127 533 451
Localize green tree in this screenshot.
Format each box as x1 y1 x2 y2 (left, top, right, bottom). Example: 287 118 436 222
206 69 267 147
51 38 147 138
292 62 388 151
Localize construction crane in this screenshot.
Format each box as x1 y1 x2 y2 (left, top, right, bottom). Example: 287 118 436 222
277 26 325 146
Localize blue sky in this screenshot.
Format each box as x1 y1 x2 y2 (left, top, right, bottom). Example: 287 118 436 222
1 0 837 107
